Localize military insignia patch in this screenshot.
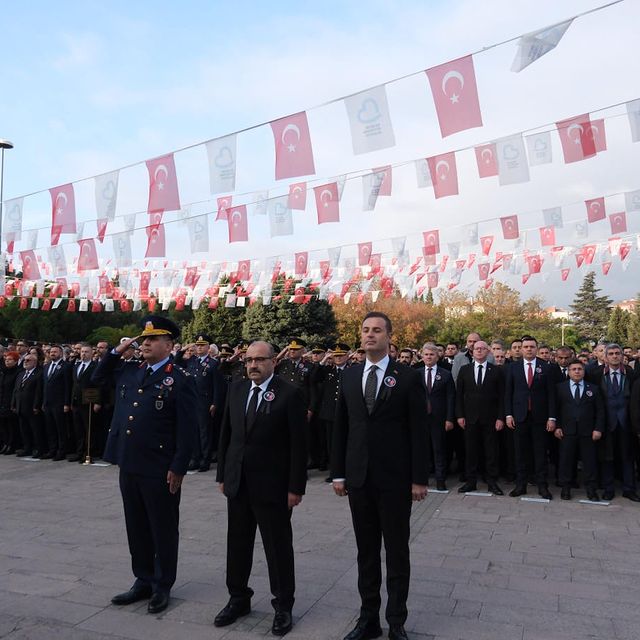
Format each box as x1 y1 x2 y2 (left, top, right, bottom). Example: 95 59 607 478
163 376 174 386
155 400 164 410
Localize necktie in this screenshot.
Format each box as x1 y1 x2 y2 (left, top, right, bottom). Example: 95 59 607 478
612 371 620 393
79 363 86 376
527 362 534 387
48 363 56 378
364 365 378 414
22 371 30 387
146 367 154 378
561 368 567 379
574 383 581 402
246 386 261 431
426 368 433 392
476 364 483 385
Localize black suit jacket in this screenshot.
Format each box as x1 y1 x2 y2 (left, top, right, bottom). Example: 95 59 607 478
217 375 307 504
12 367 43 416
71 361 103 406
505 359 556 423
455 361 505 424
555 380 604 437
331 361 428 490
42 360 72 410
420 365 455 425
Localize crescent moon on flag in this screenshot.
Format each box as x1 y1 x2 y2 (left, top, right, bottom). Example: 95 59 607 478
567 123 584 142
154 164 169 182
297 255 306 266
320 189 333 202
55 192 68 209
292 185 303 195
504 219 514 230
441 70 464 95
281 124 301 144
481 148 493 163
590 201 600 213
425 233 437 246
361 245 370 257
231 210 242 227
435 160 450 177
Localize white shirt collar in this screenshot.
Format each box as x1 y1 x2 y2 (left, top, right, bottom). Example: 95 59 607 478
251 373 274 393
364 355 389 374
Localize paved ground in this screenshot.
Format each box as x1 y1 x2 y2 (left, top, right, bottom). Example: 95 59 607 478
2 457 640 640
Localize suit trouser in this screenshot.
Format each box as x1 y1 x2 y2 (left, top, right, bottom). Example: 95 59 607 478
226 478 295 612
464 420 499 482
119 470 180 594
602 427 637 494
445 426 465 475
513 415 548 488
72 405 93 457
196 404 213 463
308 414 328 466
559 435 597 489
347 482 412 626
426 416 447 481
44 405 67 454
18 412 45 453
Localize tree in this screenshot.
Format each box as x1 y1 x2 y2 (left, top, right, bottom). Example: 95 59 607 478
625 294 640 347
569 271 612 343
607 307 630 345
183 303 245 345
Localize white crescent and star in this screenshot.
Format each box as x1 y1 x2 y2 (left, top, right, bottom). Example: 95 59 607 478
435 160 450 181
319 189 334 208
441 70 464 104
567 123 584 144
231 210 243 227
154 164 169 190
55 192 68 216
481 148 493 164
281 123 301 153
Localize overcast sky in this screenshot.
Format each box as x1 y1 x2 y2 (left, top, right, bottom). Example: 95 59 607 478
1 0 638 306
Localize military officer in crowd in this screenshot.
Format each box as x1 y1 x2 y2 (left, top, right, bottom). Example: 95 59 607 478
92 315 198 615
219 343 249 383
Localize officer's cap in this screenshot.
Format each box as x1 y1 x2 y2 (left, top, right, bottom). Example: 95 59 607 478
194 334 212 345
139 315 180 340
288 337 307 350
332 343 351 355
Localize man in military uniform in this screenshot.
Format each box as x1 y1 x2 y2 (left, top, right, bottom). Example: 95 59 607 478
92 316 197 615
219 343 249 384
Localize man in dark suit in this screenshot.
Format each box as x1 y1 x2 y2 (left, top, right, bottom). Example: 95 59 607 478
505 336 557 499
92 316 198 614
69 343 102 462
554 359 604 501
420 343 455 491
331 312 428 640
12 353 45 457
41 344 72 460
455 341 505 495
215 340 307 636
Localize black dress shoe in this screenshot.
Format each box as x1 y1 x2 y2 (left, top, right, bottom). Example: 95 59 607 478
622 491 640 502
436 480 447 491
388 625 408 640
602 490 614 501
343 618 382 640
67 454 80 462
509 486 527 497
187 460 199 471
272 610 292 636
325 476 333 483
214 601 251 627
458 482 477 493
16 449 32 457
52 453 65 461
111 584 152 605
147 591 170 614
198 464 210 472
539 488 553 500
587 490 599 502
31 450 41 458
488 483 504 496
561 487 571 500
40 452 53 460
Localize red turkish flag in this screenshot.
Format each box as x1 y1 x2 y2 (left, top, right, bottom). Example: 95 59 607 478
500 215 519 240
539 226 556 247
556 114 596 163
372 166 392 196
288 182 307 211
295 252 308 276
91 300 102 313
145 223 166 258
270 111 316 180
320 260 331 280
474 143 498 178
227 205 248 243
50 184 77 235
478 263 490 280
588 118 607 152
480 236 494 256
427 152 459 198
67 298 77 312
522 274 530 285
42 298 51 312
427 272 439 289
422 230 440 255
358 242 372 266
609 212 627 234
620 242 632 261
216 195 233 221
19 297 28 310
146 153 181 214
184 266 199 288
78 239 99 272
425 55 483 137
314 183 340 224
455 259 466 271
527 255 543 274
575 253 585 268
237 260 251 281
97 218 108 244
20 250 41 280
561 268 570 281
467 253 476 269
602 262 612 275
146 297 157 312
583 245 596 265
585 197 606 223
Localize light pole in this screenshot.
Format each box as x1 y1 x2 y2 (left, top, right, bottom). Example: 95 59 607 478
0 138 14 247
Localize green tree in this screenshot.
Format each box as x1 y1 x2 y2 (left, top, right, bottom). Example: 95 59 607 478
569 271 612 342
183 303 245 345
607 307 630 345
626 294 640 347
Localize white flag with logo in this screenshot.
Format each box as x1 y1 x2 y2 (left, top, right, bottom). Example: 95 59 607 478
336 175 347 200
3 197 23 240
543 207 563 229
252 190 269 216
112 231 133 268
511 19 573 72
95 170 119 221
268 196 293 237
574 221 588 239
391 237 406 258
25 229 38 250
525 132 552 166
188 214 210 253
328 246 342 267
362 170 386 211
47 245 67 277
415 159 432 188
448 242 461 260
206 134 237 194
496 134 530 185
344 85 396 154
465 223 479 246
625 189 640 212
123 214 136 232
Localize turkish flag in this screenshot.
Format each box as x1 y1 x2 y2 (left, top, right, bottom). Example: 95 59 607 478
227 205 248 243
425 55 483 137
91 300 102 313
522 274 530 285
602 262 612 275
575 253 585 268
478 263 490 280
50 184 77 235
556 114 596 163
145 224 166 258
78 239 99 272
588 118 607 152
288 182 307 211
67 298 77 313
314 183 340 224
467 253 476 269
372 165 392 196
295 252 308 276
270 111 316 180
480 236 494 256
20 250 41 280
583 245 596 265
184 266 199 288
97 219 108 244
216 195 233 221
585 197 606 223
422 250 436 266
561 268 570 281
423 230 440 255
146 153 181 214
320 260 331 280
527 255 543 274
19 297 28 310
42 298 51 312
539 226 556 247
237 260 251 281
427 272 439 289
120 299 132 312
620 242 631 261
474 143 498 178
500 215 519 240
455 259 466 271
427 152 459 198
358 242 372 266
610 212 627 234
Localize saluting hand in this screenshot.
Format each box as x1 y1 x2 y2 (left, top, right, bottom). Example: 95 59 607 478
167 471 183 494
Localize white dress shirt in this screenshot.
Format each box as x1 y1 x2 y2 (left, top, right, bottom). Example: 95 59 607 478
246 373 274 412
361 355 390 397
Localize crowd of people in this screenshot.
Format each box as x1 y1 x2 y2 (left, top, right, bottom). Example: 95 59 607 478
1 331 639 504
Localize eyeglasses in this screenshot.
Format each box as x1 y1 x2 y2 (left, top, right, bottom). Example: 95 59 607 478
245 357 272 364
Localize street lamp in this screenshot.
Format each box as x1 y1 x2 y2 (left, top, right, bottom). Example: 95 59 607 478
0 138 14 246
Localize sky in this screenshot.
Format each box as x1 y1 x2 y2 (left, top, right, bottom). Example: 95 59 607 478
1 0 639 306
